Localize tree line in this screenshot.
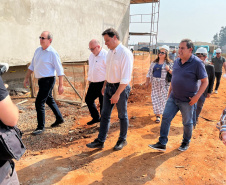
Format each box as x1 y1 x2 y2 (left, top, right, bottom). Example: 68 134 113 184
212 26 226 47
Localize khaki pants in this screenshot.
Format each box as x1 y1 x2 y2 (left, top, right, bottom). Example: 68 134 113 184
0 161 19 185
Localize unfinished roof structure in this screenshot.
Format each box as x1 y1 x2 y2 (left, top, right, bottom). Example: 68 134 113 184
130 0 159 4
129 0 160 50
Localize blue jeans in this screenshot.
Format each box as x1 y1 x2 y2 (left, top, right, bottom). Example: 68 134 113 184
193 94 206 127
35 77 63 129
98 83 131 142
159 97 194 145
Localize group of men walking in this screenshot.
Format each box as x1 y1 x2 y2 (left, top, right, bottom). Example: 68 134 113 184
1 27 226 184
22 29 226 152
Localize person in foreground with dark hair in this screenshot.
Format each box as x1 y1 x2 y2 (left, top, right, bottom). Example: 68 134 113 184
23 31 65 135
149 39 208 152
86 28 133 151
0 76 20 184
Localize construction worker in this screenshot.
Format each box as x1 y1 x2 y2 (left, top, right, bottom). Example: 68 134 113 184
211 48 226 94
85 39 107 125
23 31 65 135
86 28 133 151
193 47 215 125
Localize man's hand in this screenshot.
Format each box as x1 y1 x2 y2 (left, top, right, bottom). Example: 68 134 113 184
101 86 105 96
189 95 199 106
206 93 211 98
23 78 29 88
58 85 64 95
110 93 120 104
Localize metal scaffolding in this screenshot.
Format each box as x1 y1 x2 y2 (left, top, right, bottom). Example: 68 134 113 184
129 0 160 53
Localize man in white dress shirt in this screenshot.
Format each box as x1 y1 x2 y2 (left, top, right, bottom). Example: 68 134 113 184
87 28 133 151
23 31 65 135
85 39 107 125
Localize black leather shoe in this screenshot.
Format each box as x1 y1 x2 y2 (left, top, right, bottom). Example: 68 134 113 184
32 128 45 135
87 118 101 125
51 119 64 127
86 138 104 149
113 139 127 151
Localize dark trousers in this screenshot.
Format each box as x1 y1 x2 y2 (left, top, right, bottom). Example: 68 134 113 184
85 81 104 120
35 77 63 129
98 83 131 142
215 72 222 90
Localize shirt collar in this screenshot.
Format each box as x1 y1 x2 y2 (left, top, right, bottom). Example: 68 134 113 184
45 45 52 51
112 43 122 54
179 54 194 64
97 48 105 57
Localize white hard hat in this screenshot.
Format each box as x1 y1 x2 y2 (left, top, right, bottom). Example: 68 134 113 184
216 48 222 53
159 45 169 52
195 47 208 55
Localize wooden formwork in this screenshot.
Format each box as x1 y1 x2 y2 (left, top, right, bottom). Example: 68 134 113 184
30 61 89 106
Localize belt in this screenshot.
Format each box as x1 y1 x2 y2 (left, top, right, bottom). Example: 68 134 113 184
38 76 55 80
107 82 120 87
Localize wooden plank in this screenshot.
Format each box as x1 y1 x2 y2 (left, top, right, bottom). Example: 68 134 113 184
130 0 159 4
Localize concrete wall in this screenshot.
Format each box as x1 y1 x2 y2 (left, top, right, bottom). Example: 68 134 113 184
0 0 130 66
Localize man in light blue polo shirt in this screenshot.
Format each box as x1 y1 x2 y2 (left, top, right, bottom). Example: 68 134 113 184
23 31 65 135
149 39 208 152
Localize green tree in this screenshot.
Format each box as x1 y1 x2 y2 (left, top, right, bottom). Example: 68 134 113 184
218 26 226 47
212 33 219 45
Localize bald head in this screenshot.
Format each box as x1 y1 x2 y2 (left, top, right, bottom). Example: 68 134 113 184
89 39 101 56
40 31 53 50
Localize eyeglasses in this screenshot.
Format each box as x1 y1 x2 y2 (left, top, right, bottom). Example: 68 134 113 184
196 53 206 57
89 46 98 52
39 36 48 40
158 51 166 55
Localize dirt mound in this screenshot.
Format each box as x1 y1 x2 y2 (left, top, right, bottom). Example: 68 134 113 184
14 78 226 185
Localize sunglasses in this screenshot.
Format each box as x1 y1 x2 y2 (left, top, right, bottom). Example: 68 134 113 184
196 53 206 57
88 46 98 52
39 36 48 40
158 51 166 55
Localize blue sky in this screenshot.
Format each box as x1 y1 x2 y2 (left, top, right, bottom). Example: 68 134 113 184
129 0 226 44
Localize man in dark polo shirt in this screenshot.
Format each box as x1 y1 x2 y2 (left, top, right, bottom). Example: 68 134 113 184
149 39 208 152
211 48 226 94
0 76 20 184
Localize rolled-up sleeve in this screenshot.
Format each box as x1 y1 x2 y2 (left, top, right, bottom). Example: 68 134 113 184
52 52 64 76
120 51 133 84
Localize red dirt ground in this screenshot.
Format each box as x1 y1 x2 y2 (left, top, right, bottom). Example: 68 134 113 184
15 78 226 185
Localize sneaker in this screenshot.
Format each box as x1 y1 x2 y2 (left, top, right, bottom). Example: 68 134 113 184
113 139 127 151
86 138 104 149
215 90 218 94
155 116 160 123
51 119 64 127
32 128 45 135
87 118 101 125
148 142 166 151
178 142 189 151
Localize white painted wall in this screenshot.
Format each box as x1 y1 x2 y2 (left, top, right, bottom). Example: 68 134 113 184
0 0 130 66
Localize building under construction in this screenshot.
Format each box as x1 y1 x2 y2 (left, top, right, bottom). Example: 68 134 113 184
0 0 160 104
